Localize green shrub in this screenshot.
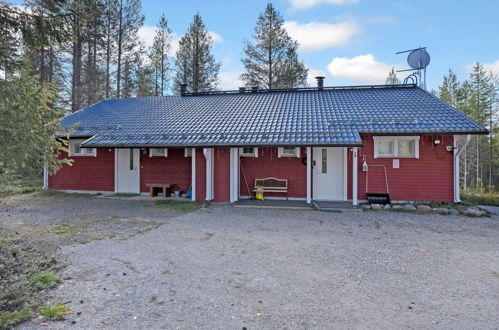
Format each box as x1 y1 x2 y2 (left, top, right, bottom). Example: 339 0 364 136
39 304 72 321
29 272 60 286
461 191 499 206
0 309 33 328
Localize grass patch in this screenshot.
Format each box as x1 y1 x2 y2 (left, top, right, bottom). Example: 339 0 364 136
108 193 140 198
29 272 60 285
0 174 42 198
153 200 199 213
0 309 33 328
461 191 499 206
39 304 72 321
47 224 80 235
0 229 60 328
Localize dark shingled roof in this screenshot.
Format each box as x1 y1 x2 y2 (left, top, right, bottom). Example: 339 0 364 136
60 84 487 148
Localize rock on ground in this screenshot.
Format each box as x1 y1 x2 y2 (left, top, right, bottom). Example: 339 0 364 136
416 205 432 213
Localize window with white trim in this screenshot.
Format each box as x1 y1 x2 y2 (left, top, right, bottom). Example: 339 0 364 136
149 148 168 157
373 136 419 158
184 148 192 157
239 147 258 157
278 147 300 158
68 139 96 157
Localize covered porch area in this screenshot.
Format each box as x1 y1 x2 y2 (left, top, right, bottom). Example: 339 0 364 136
228 146 360 206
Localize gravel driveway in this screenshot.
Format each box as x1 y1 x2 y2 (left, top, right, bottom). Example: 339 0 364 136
3 194 498 329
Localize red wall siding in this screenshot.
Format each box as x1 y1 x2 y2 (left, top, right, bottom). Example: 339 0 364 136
213 148 230 202
49 148 115 191
140 148 191 194
239 147 307 198
195 148 206 201
348 135 454 202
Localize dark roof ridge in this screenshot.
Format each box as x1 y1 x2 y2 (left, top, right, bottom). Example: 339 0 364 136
181 83 418 97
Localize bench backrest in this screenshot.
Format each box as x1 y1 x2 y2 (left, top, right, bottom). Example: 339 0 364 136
254 177 288 190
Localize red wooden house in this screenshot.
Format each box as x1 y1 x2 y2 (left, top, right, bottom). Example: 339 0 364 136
47 79 487 205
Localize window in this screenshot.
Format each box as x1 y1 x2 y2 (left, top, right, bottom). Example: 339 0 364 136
149 148 168 157
278 147 300 158
184 148 192 157
373 136 419 158
239 147 258 157
68 139 96 157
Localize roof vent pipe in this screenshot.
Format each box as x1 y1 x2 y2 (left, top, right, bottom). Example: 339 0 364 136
251 86 258 93
180 84 188 95
238 87 246 93
315 76 325 90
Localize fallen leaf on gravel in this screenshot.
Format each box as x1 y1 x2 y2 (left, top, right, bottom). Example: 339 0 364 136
231 271 242 275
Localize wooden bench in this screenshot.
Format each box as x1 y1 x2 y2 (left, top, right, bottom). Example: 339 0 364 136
253 177 288 200
146 183 175 197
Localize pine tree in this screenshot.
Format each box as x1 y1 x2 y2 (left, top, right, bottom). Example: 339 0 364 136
241 3 308 89
150 14 172 96
115 0 144 98
174 13 220 92
385 67 400 85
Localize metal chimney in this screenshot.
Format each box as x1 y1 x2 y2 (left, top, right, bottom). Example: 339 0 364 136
180 84 188 95
315 76 325 90
251 86 259 93
238 87 246 93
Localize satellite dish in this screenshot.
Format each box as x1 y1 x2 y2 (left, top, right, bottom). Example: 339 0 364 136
407 49 430 70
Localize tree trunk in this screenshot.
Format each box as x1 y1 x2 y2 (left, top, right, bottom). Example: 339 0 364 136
116 0 123 98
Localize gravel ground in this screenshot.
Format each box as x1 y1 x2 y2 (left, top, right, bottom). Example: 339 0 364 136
6 195 497 330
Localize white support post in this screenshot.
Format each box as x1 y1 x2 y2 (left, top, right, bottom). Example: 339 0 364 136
191 148 196 201
203 148 214 201
43 160 49 189
306 147 311 204
229 148 239 202
352 147 358 206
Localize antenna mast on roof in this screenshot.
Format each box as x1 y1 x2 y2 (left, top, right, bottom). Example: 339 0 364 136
396 47 430 89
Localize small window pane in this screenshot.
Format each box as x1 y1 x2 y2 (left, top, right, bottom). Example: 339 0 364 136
282 147 297 156
321 149 327 173
243 147 254 154
398 140 415 156
377 140 393 155
73 143 81 154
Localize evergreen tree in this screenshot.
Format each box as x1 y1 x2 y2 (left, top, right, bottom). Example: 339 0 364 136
241 3 308 89
174 13 220 92
150 14 172 96
385 67 400 85
115 0 144 98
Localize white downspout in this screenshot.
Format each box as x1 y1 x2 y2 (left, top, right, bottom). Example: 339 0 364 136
306 147 311 204
454 135 471 203
191 148 196 201
352 147 358 206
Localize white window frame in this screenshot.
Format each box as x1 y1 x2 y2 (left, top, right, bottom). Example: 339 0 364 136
149 148 168 157
278 147 300 158
239 147 258 157
373 136 420 159
184 148 192 157
68 139 96 157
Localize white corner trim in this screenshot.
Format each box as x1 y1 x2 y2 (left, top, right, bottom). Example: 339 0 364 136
306 147 311 204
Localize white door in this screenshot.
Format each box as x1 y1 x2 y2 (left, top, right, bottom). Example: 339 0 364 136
116 148 140 193
313 147 344 200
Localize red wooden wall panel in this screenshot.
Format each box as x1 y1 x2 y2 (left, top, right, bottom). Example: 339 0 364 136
140 148 191 194
348 135 454 202
48 148 115 191
213 148 230 202
239 147 307 198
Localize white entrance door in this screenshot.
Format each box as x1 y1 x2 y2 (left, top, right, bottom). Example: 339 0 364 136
313 147 345 201
116 148 140 193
